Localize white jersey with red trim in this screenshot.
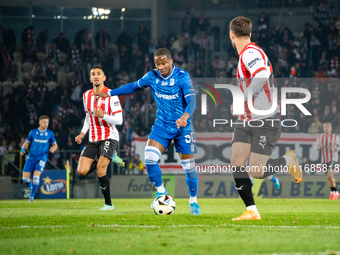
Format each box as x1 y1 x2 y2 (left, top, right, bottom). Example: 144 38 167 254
82 86 122 142
237 42 280 121
315 133 340 164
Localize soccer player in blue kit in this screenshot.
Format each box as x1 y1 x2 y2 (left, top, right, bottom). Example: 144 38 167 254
95 48 200 215
20 115 58 202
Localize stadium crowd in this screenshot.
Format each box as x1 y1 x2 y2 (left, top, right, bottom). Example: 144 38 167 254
0 4 340 175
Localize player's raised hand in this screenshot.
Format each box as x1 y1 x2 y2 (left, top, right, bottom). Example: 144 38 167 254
94 107 104 118
94 92 110 98
75 133 85 144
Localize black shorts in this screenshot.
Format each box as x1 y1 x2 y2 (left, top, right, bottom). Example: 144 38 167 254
231 114 281 156
81 139 118 161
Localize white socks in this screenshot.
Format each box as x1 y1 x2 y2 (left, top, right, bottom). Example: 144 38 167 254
189 196 197 204
246 205 258 213
156 183 165 193
283 155 292 166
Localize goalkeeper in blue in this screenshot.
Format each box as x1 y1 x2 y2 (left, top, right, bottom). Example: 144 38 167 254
95 48 200 215
20 115 58 202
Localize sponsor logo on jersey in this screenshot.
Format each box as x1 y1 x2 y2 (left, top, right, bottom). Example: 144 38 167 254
114 101 120 106
40 176 66 195
34 139 48 143
248 57 261 68
155 91 179 100
161 81 168 86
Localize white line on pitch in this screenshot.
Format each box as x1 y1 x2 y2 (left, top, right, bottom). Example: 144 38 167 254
1 224 339 229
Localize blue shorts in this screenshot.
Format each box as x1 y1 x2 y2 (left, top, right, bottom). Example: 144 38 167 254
22 157 46 173
148 125 197 154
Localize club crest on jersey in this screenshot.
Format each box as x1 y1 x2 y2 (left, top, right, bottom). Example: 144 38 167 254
170 78 175 86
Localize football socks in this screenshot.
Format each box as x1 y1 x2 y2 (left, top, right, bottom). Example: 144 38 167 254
233 166 255 207
181 158 198 198
98 175 112 206
30 175 40 198
145 146 163 187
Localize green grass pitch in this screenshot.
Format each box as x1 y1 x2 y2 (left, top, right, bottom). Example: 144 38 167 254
1 198 340 255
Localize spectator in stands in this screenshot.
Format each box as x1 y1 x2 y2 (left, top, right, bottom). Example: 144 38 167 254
36 29 48 54
143 53 152 74
25 103 38 131
133 49 144 80
75 63 89 88
82 44 95 72
307 114 323 134
47 43 62 68
5 60 18 82
137 24 150 54
36 79 47 100
46 57 57 82
95 26 111 51
52 32 70 54
2 28 16 55
0 45 12 80
321 105 335 123
119 45 130 73
31 60 45 82
197 32 209 57
258 12 269 34
129 154 144 175
195 12 210 36
68 44 81 71
116 29 134 54
73 28 89 52
181 11 195 36
22 39 37 63
173 51 185 68
159 35 168 49
213 55 226 78
21 25 35 47
148 38 157 56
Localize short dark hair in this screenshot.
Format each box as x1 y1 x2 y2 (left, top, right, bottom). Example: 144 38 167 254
39 115 49 121
90 66 105 74
154 48 171 59
230 16 252 38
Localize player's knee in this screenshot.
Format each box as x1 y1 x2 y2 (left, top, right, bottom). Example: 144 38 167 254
22 177 30 183
251 171 264 179
77 168 88 176
33 175 40 185
145 146 161 165
231 155 246 166
181 159 196 175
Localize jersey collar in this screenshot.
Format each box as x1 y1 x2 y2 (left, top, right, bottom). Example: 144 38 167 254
239 42 255 56
38 128 47 132
158 66 176 80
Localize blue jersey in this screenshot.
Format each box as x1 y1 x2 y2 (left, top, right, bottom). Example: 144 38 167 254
137 66 196 134
26 128 56 161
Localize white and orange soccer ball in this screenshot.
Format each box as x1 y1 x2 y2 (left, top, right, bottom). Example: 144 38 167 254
153 195 176 215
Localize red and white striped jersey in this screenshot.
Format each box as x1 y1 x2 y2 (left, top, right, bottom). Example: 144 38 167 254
315 133 340 163
237 42 280 121
82 86 122 142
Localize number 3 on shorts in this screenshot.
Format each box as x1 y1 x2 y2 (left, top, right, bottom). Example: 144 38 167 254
184 132 196 143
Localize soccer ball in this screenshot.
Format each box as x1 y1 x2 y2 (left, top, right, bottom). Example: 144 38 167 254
153 195 176 215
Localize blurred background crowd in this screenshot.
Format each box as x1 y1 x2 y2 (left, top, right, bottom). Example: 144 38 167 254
0 0 339 177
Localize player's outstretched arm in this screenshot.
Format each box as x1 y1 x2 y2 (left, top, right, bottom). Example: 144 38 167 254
94 81 141 98
20 141 30 156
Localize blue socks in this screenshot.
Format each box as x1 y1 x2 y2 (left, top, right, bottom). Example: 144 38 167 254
31 175 40 198
22 177 33 189
181 159 198 197
145 146 163 187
